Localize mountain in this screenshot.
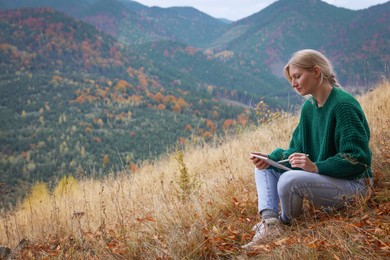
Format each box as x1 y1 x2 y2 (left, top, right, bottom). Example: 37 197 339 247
0 0 93 14
0 0 289 104
323 3 390 85
0 7 287 203
211 0 390 86
1 0 388 86
0 0 229 47
134 6 228 47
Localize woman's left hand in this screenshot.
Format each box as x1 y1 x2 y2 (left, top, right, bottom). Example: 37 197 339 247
288 153 318 173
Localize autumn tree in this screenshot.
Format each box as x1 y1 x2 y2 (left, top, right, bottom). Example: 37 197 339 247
114 79 132 92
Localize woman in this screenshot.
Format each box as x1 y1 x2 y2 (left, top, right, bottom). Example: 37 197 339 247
242 49 373 249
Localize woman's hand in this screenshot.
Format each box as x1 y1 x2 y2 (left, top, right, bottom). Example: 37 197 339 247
250 152 270 170
289 153 318 173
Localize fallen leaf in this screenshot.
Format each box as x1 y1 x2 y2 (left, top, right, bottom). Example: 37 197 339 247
145 216 156 222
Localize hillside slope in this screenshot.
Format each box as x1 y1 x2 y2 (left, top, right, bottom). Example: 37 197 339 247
0 82 388 258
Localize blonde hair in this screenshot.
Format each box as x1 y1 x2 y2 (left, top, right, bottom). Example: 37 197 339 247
283 49 339 87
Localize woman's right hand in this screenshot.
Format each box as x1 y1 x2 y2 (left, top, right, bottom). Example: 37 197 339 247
249 152 270 170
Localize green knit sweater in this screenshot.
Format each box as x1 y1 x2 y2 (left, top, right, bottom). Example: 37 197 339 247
269 87 372 179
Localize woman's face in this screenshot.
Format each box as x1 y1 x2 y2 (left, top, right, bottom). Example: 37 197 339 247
289 66 319 96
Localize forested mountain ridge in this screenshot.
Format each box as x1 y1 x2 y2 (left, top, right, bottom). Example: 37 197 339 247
1 0 388 86
0 8 269 203
211 0 390 86
0 6 286 104
0 0 229 47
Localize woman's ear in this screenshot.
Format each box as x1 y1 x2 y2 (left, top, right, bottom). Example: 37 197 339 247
313 67 321 78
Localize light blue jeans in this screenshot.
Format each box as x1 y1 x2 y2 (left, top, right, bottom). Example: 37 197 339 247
254 168 369 223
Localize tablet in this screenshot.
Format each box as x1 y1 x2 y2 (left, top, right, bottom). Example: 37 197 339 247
250 153 291 171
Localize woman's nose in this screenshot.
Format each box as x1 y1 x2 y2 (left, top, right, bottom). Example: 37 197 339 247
291 79 297 87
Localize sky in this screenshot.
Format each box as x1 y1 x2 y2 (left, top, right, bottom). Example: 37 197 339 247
131 0 389 21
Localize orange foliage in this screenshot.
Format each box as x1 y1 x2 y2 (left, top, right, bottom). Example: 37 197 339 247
80 41 100 68
51 75 63 83
96 87 108 99
202 131 213 139
153 92 166 103
127 95 142 105
206 119 217 133
52 75 62 81
157 104 166 110
127 67 136 78
237 113 248 126
116 112 126 121
114 80 132 92
178 137 186 145
138 73 148 89
212 110 219 119
167 95 177 104
71 93 96 104
176 97 189 109
129 162 138 173
184 124 193 131
0 43 15 52
223 119 236 130
172 104 181 113
72 95 86 103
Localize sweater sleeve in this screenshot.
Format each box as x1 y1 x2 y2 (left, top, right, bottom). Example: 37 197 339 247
316 101 372 179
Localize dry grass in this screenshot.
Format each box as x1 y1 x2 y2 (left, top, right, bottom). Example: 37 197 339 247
0 82 389 259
